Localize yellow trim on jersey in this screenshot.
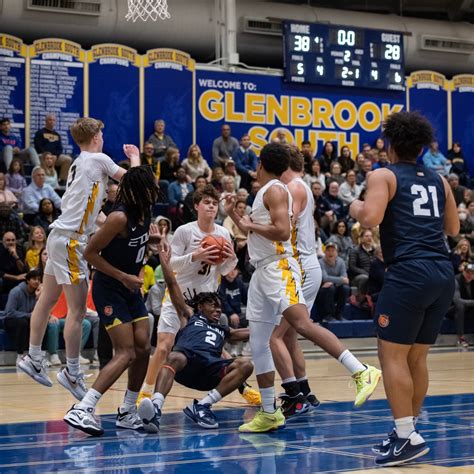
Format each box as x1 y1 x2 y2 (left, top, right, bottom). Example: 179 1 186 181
66 239 81 285
105 318 123 331
133 315 150 324
79 182 100 235
278 258 299 306
274 241 286 255
290 226 305 285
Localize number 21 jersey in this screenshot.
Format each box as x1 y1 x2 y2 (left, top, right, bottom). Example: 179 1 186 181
380 163 448 265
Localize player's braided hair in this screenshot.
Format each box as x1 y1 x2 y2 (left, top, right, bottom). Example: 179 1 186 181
186 292 221 312
382 111 434 162
115 165 160 222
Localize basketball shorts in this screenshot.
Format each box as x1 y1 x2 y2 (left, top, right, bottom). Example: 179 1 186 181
92 273 148 330
247 256 306 325
44 228 89 285
300 254 322 311
157 294 181 335
374 259 454 345
173 347 234 391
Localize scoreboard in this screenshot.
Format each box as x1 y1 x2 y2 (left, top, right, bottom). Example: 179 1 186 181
283 21 405 91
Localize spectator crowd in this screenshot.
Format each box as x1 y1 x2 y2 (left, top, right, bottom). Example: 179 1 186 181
0 113 473 366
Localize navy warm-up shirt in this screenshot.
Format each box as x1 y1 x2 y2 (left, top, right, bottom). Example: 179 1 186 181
380 162 449 265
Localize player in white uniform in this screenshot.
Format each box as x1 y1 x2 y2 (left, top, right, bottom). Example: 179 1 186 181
224 143 381 433
271 146 379 419
18 117 140 399
138 185 261 404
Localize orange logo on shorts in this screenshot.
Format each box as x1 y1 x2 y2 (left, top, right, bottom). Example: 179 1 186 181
378 314 389 328
104 306 113 316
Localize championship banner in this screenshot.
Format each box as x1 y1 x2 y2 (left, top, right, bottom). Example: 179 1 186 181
143 48 194 153
29 38 85 154
196 69 405 162
406 71 449 153
451 74 474 174
87 44 140 162
0 34 27 142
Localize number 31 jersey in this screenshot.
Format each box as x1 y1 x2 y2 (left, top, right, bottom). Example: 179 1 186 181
50 151 119 236
380 163 448 265
170 221 236 300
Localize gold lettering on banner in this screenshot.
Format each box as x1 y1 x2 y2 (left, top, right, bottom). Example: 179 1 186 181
1 35 22 53
411 71 446 87
146 49 192 68
453 75 474 88
91 45 137 62
33 39 81 58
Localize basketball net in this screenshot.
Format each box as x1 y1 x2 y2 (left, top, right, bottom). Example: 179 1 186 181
125 0 171 22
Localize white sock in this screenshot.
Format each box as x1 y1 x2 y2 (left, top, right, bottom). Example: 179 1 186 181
152 392 165 410
121 390 139 411
66 357 80 377
338 350 366 375
394 416 415 439
260 387 276 413
142 383 154 393
281 376 297 384
199 389 222 406
77 388 102 410
296 376 307 383
29 344 43 362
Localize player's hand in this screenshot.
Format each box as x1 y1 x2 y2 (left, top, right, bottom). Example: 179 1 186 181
229 314 240 328
120 273 143 291
192 245 220 265
157 244 171 265
237 215 253 232
220 240 236 261
123 144 140 161
223 193 237 215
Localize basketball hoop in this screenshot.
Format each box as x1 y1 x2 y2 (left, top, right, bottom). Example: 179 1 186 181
125 0 171 22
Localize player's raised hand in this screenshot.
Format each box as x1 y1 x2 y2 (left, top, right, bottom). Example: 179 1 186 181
123 144 140 161
149 223 170 254
120 273 143 291
157 243 171 265
237 215 253 232
223 193 237 215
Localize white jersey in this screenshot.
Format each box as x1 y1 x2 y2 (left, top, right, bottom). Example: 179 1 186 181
170 221 236 299
248 179 293 266
50 151 119 235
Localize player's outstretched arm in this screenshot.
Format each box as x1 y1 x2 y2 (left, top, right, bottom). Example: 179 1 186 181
227 328 250 343
349 169 393 227
441 176 461 236
158 246 193 320
84 212 143 291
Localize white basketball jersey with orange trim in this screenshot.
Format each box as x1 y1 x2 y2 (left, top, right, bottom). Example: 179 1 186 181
50 151 119 235
170 221 235 300
248 179 293 265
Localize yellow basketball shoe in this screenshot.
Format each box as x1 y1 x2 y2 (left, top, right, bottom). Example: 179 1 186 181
136 390 152 408
353 365 382 408
239 408 285 433
241 385 261 406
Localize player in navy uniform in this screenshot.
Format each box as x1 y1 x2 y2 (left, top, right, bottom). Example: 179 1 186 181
63 166 164 436
138 246 253 431
350 111 459 466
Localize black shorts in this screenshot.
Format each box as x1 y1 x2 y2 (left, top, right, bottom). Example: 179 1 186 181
92 273 148 330
374 259 454 345
173 347 234 391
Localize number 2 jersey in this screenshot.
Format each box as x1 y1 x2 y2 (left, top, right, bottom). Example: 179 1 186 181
169 221 237 300
50 151 119 236
380 162 448 265
175 313 230 358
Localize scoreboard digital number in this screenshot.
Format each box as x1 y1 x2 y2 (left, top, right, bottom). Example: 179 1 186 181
283 21 405 91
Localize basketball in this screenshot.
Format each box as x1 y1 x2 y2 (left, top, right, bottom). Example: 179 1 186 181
201 235 227 265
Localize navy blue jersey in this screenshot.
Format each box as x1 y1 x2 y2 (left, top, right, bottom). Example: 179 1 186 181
98 204 150 277
380 163 448 264
175 313 230 358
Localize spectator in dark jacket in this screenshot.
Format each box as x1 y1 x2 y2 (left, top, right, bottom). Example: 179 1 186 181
232 134 258 190
452 263 474 349
147 119 177 158
367 246 385 301
348 228 376 295
0 203 26 243
325 181 346 220
4 269 41 362
0 231 26 296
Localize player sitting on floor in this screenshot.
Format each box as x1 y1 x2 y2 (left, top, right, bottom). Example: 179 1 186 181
138 246 252 431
